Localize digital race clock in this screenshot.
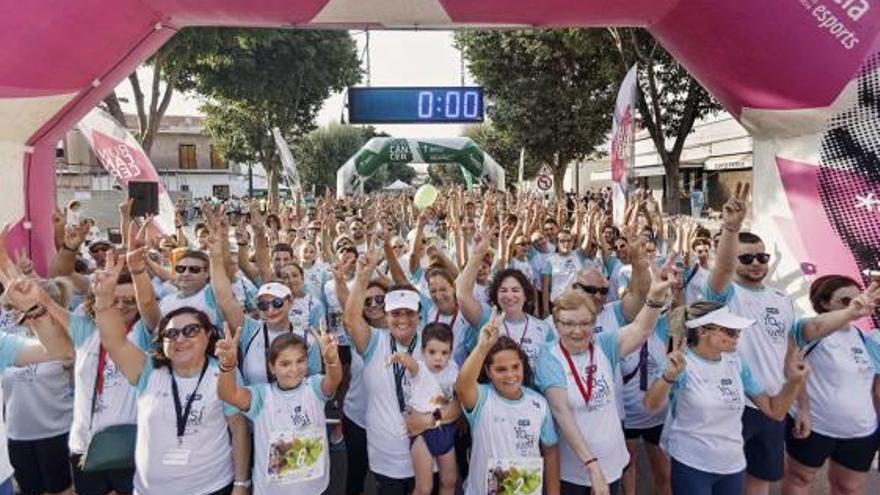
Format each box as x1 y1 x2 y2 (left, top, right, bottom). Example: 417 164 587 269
347 86 484 124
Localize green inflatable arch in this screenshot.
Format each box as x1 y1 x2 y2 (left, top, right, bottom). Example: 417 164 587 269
336 137 505 197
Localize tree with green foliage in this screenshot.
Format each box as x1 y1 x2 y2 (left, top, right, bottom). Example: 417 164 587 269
165 28 361 203
608 28 722 213
462 123 538 191
455 29 619 197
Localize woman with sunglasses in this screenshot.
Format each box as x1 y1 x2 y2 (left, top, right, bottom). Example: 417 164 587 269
342 278 388 495
782 276 880 495
208 237 321 385
91 255 251 495
343 251 461 494
535 260 674 495
644 301 809 495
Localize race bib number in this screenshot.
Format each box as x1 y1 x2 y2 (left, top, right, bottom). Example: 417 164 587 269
161 448 191 466
487 457 543 495
267 429 326 484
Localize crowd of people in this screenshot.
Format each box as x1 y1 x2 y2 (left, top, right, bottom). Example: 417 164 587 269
0 182 877 495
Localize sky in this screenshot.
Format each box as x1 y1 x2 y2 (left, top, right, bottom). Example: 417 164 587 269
113 30 471 138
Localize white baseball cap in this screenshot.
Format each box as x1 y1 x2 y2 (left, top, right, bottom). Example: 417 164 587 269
384 289 420 312
257 282 291 300
685 306 754 330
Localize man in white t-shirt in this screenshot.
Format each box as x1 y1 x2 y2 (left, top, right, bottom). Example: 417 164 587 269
684 237 712 305
703 184 797 495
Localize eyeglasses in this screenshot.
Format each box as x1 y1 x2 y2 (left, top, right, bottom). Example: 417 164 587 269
364 295 386 307
737 253 771 265
257 298 286 311
162 323 204 341
575 283 609 296
174 264 205 274
556 319 594 329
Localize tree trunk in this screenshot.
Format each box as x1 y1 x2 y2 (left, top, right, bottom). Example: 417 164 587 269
663 158 681 215
102 93 127 127
552 163 567 200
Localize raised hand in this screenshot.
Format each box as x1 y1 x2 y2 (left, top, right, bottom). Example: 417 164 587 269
646 253 680 303
91 252 123 301
63 224 86 250
385 351 417 371
52 207 67 229
215 323 241 370
311 326 340 366
721 182 750 232
477 308 504 350
845 281 880 318
119 198 133 219
663 339 687 382
12 248 34 277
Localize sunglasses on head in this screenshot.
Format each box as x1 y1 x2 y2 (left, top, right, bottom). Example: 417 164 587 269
737 253 771 265
364 294 386 307
257 298 286 311
575 283 609 296
162 323 204 341
174 264 205 274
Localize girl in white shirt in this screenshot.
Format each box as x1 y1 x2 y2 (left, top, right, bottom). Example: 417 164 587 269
456 310 560 495
92 255 251 495
216 324 342 495
644 301 809 495
782 276 880 495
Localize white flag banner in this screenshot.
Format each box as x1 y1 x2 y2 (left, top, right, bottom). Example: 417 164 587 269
610 65 638 224
517 147 525 186
272 127 302 193
76 108 175 234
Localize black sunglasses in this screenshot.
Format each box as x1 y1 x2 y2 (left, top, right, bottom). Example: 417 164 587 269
364 294 386 307
257 298 286 311
737 253 771 265
162 323 204 341
575 283 609 296
174 264 205 274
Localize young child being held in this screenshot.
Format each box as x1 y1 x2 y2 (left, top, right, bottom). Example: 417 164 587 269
216 324 341 495
387 322 460 495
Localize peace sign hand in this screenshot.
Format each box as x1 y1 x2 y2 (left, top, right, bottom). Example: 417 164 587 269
311 325 340 367
663 339 688 382
91 252 123 302
721 182 750 232
845 281 880 319
477 308 505 351
646 253 680 303
216 323 241 370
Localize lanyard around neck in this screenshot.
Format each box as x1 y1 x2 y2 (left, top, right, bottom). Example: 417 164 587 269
390 333 418 414
559 340 595 405
170 359 210 444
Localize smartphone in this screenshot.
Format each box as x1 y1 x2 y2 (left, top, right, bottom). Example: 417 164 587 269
128 181 159 217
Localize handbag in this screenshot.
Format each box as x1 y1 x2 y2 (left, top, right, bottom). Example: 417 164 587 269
79 344 137 472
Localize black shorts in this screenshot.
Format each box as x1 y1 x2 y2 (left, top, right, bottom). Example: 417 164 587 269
785 415 880 472
741 406 785 481
70 452 135 495
8 433 72 495
623 424 664 446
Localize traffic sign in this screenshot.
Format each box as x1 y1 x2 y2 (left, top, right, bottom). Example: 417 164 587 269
536 174 552 191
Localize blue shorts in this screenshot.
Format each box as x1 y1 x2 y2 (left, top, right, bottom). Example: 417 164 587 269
671 458 743 495
418 423 456 457
742 406 785 481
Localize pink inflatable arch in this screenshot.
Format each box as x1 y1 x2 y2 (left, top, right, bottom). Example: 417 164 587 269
3 0 880 314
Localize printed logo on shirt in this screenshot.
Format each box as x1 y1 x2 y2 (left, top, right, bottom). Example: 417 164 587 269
288 405 314 430
763 308 786 342
9 364 38 382
514 419 537 453
850 347 872 373
716 378 742 409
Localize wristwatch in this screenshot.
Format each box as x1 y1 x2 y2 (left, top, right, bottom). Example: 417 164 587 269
233 479 252 488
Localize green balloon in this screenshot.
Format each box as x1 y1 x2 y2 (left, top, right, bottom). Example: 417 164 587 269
413 184 438 209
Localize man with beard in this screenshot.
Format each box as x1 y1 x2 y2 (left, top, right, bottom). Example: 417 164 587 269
704 183 798 495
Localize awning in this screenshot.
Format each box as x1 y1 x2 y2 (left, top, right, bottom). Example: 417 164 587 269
704 154 752 171
633 165 666 177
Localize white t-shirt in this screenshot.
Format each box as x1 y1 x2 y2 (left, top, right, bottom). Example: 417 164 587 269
158 285 223 328
420 298 483 367
463 384 558 495
542 252 597 302
684 265 710 306
661 350 764 475
498 315 556 370
360 329 424 478
536 331 629 485
245 377 331 495
509 257 536 288
408 361 458 414
1 323 73 441
287 293 325 334
790 323 880 438
620 317 669 430
0 334 27 483
343 350 368 427
303 262 329 299
67 315 152 454
704 282 796 405
133 358 238 495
